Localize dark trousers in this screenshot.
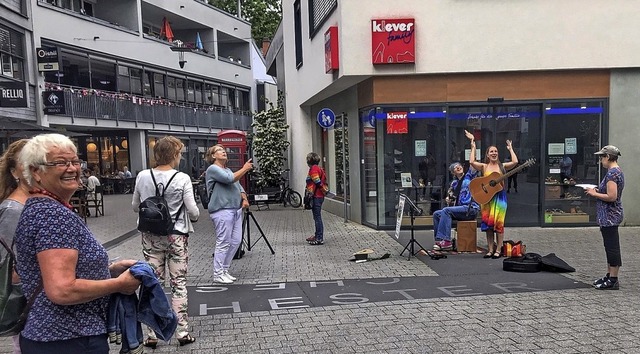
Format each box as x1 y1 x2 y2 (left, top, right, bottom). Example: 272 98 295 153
601 226 622 267
20 334 109 354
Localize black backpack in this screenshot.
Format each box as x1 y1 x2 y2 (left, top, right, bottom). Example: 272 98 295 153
138 170 182 236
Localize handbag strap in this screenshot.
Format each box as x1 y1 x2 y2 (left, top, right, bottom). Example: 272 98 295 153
0 238 44 321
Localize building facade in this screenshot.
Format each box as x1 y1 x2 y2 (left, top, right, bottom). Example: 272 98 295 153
0 0 38 151
5 0 257 178
267 0 640 228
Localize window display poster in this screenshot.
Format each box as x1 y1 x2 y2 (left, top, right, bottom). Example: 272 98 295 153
565 138 577 154
464 146 481 161
415 140 426 156
401 173 412 188
548 143 565 155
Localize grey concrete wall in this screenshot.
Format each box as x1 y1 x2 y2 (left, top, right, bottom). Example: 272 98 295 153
128 129 147 173
609 70 640 226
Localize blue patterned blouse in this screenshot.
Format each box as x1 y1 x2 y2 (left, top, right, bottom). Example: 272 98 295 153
15 197 111 342
596 167 624 227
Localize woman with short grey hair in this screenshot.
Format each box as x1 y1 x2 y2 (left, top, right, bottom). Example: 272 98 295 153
15 133 140 354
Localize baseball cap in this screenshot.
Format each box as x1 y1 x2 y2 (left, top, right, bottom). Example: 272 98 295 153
594 145 621 157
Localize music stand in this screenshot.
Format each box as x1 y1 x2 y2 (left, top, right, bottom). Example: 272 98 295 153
399 193 426 260
243 208 275 254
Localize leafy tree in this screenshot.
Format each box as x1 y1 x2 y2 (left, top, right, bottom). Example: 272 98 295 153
208 0 282 41
250 93 289 188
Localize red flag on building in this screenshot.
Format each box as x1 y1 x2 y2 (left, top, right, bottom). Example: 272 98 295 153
159 17 174 42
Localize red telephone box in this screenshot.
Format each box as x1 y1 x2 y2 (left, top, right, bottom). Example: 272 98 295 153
217 130 248 190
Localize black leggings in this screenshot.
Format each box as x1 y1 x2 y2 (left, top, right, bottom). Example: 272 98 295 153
601 226 622 267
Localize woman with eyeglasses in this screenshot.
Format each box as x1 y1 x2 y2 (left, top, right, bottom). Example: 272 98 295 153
132 135 200 348
205 144 253 284
14 134 141 354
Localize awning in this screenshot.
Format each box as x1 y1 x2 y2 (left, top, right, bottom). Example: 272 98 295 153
0 119 89 138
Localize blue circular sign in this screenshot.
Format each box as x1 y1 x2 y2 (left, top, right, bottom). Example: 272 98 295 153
317 108 335 129
367 109 376 127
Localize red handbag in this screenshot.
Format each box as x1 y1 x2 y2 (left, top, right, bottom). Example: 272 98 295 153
502 240 526 257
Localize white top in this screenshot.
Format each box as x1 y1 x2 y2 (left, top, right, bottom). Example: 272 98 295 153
86 175 101 200
132 169 200 234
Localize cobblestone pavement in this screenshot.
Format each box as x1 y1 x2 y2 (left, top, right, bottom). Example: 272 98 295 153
2 194 640 353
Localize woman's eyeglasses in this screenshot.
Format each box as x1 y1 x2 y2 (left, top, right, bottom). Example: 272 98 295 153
41 160 83 168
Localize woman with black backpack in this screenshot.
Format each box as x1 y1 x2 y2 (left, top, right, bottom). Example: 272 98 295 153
133 136 200 347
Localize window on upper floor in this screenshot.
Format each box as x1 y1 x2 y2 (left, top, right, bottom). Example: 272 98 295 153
59 51 90 87
91 59 116 91
46 0 94 16
308 0 337 38
153 73 165 98
0 24 25 81
118 66 142 94
294 0 303 68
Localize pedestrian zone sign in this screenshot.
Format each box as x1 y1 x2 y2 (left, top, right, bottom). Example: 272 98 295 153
317 108 335 129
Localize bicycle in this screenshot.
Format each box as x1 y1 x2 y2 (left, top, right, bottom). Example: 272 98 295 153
276 170 302 208
251 169 302 208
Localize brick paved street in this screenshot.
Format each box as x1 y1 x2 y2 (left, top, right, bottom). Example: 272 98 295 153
3 194 640 353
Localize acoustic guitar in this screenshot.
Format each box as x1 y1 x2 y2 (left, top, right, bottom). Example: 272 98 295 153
469 158 536 205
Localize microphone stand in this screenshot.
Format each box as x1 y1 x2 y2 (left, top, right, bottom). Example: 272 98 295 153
399 193 426 260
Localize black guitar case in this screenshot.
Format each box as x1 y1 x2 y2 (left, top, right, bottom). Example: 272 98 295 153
503 253 542 273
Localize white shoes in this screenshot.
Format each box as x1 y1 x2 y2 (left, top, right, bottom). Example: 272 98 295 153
394 149 403 155
213 273 234 284
223 270 237 281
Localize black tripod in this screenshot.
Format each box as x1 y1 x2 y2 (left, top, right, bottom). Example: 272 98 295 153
399 193 426 260
243 208 275 254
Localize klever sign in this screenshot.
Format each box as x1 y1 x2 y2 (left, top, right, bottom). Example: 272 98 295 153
324 26 339 73
371 18 415 64
36 46 59 72
386 112 408 134
0 81 27 107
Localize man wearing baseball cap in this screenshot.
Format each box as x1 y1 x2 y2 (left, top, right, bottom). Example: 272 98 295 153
586 145 624 290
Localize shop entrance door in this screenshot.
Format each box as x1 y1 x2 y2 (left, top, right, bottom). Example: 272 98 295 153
448 104 542 226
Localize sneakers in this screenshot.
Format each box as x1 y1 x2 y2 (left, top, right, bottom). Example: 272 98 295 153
394 158 403 164
593 274 609 286
308 239 324 245
433 240 453 251
594 278 619 290
224 270 237 281
394 149 403 155
213 273 234 284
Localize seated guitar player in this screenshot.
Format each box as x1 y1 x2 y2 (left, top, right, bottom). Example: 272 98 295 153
432 162 479 251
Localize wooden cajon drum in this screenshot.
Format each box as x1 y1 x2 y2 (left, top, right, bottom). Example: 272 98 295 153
456 220 477 252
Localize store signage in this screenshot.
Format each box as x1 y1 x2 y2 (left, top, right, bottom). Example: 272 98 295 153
220 137 244 142
386 112 408 134
42 90 66 115
324 26 339 73
36 46 60 72
0 81 27 107
371 18 415 64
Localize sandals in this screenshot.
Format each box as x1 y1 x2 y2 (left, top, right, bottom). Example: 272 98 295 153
177 334 196 346
143 338 158 349
483 251 492 258
491 251 501 259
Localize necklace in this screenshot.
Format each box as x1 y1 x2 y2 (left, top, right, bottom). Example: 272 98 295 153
30 188 74 210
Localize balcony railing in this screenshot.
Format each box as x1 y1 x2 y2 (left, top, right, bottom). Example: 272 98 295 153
47 85 252 131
